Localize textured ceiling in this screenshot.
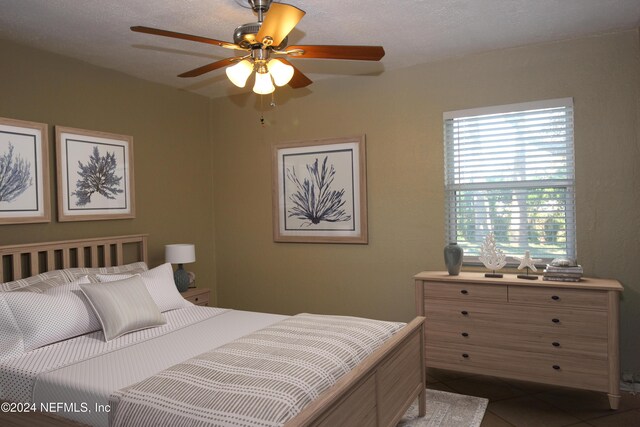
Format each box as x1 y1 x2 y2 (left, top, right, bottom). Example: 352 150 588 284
1 0 639 99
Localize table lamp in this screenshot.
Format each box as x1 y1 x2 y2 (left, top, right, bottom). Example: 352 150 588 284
165 244 195 292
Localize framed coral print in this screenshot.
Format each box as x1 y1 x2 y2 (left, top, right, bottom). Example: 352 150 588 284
272 135 368 243
56 126 135 222
0 117 51 224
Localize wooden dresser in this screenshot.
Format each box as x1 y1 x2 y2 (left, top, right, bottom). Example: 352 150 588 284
415 271 623 409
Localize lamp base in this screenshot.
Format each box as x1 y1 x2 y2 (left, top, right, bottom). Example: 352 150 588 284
174 265 190 292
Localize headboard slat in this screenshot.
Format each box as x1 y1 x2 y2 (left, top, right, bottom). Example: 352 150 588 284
30 252 39 276
77 247 86 268
0 235 148 283
47 251 55 272
12 255 22 280
116 243 124 265
62 248 71 268
104 245 112 267
90 245 99 267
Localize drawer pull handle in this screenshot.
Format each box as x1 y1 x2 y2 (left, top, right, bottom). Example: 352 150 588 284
551 295 560 301
460 290 469 295
461 332 469 337
552 342 560 347
462 353 469 358
195 297 199 302
552 365 561 370
552 318 560 323
461 311 469 316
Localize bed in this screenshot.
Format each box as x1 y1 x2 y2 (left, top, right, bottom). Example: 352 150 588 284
0 235 426 427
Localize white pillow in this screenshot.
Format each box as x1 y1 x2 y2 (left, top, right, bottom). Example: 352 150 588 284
80 276 166 342
97 263 191 312
0 276 100 354
0 296 23 362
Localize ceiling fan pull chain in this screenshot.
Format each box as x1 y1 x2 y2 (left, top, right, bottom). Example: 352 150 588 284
270 92 276 107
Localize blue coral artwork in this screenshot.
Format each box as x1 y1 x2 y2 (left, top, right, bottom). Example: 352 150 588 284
0 141 35 208
284 152 354 230
69 144 125 208
0 117 50 224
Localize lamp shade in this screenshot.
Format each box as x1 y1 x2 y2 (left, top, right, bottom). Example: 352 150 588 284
268 59 294 87
165 244 196 264
253 70 275 95
225 59 254 88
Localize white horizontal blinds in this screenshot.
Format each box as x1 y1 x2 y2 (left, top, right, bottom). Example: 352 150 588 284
444 98 576 261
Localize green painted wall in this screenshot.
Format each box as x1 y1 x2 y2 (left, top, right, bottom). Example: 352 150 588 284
210 30 640 373
0 39 216 300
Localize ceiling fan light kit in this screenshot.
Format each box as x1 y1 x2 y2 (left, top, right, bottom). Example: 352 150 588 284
131 0 385 96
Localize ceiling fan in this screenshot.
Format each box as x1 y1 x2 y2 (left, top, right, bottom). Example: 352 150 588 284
131 0 385 95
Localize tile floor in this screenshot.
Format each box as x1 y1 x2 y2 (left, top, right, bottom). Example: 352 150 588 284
426 368 640 427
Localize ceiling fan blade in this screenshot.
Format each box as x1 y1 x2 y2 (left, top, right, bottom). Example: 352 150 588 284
256 3 305 47
279 58 312 88
178 58 238 78
286 45 385 61
131 26 243 50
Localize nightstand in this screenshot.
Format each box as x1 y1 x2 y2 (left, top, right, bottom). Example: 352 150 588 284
181 287 210 306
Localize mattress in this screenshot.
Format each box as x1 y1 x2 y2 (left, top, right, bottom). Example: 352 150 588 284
0 306 288 427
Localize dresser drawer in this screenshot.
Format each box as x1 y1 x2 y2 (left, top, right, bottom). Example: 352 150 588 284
423 281 507 302
426 345 609 391
509 286 608 309
181 288 210 306
424 300 608 338
425 321 608 359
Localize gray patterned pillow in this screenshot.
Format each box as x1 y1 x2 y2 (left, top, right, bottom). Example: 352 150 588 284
0 270 70 293
62 262 149 283
80 275 166 341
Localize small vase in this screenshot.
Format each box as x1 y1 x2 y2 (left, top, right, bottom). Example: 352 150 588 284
444 242 463 276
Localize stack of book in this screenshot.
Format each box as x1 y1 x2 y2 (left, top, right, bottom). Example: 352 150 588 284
543 264 583 282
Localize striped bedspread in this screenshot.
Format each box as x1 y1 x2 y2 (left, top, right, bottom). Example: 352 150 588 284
108 313 405 427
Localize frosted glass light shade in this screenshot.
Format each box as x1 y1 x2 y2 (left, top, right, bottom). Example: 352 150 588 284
165 244 196 264
253 71 275 95
225 60 254 88
268 59 294 87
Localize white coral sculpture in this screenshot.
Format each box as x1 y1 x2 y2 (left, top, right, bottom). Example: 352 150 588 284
479 232 507 272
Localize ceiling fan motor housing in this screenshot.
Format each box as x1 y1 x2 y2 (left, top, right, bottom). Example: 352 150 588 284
234 22 287 49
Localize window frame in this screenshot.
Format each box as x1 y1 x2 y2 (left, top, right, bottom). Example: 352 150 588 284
443 98 576 266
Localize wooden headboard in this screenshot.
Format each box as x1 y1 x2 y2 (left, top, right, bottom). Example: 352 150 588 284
0 234 148 282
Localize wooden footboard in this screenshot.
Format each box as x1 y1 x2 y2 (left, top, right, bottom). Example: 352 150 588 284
285 316 426 427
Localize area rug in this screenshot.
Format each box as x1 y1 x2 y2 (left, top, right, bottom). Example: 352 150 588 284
397 389 488 427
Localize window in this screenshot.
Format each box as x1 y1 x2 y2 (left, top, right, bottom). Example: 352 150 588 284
444 98 575 263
